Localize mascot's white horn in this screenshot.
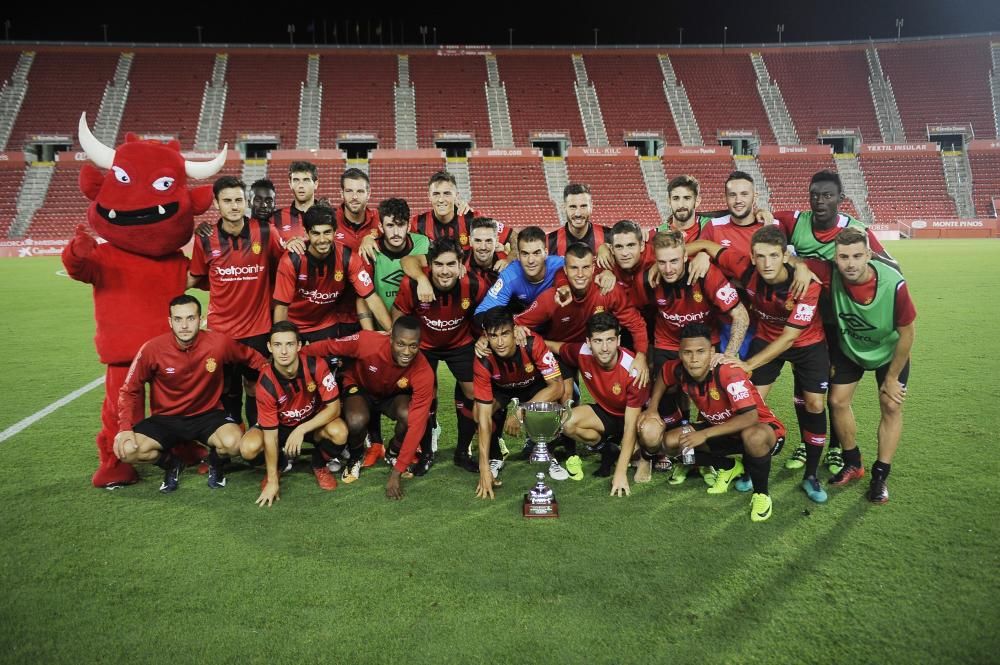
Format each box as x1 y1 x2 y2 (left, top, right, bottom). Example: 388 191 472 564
78 113 115 170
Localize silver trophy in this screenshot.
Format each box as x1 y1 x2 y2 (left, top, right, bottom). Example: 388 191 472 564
512 399 572 464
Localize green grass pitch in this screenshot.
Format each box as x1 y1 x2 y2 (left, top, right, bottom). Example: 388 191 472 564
0 240 998 664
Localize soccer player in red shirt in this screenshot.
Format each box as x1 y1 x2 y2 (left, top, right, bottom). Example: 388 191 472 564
188 176 288 427
548 183 612 256
637 323 786 522
333 168 381 251
692 225 831 503
547 313 650 496
270 161 320 247
698 171 772 258
239 321 348 504
393 238 489 474
410 170 514 252
805 228 916 503
273 204 392 342
303 318 434 499
473 307 564 499
113 295 269 494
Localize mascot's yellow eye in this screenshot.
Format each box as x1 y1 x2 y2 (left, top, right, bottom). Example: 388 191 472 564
152 176 175 191
112 166 131 184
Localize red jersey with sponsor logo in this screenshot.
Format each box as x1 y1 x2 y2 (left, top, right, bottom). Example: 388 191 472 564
633 264 740 350
393 272 485 350
547 224 612 255
304 331 434 473
334 205 381 251
662 360 784 435
273 245 374 333
715 248 824 347
806 260 917 327
270 206 307 246
118 330 268 432
560 343 649 417
701 214 777 258
515 281 649 353
256 354 339 429
411 208 512 250
474 332 561 403
189 218 282 339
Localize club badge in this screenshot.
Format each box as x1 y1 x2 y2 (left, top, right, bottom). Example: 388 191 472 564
692 289 703 303
397 377 409 389
307 382 316 393
524 363 534 374
252 242 262 255
594 306 605 314
709 387 721 401
205 357 217 373
461 298 471 310
334 270 344 282
459 234 469 247
612 383 622 395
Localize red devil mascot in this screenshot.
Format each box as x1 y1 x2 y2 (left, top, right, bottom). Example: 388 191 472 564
62 113 227 487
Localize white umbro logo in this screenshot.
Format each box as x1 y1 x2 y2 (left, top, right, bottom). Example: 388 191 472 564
211 250 221 257
368 365 378 373
584 372 593 380
165 367 175 374
561 317 571 322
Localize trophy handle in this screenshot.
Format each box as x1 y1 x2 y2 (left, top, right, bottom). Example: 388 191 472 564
559 400 574 428
511 398 525 426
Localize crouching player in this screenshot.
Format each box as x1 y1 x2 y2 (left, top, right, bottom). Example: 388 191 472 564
637 323 786 522
240 321 348 506
473 307 564 499
546 313 649 497
303 317 434 500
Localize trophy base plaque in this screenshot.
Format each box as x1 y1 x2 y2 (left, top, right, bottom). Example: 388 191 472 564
523 495 560 518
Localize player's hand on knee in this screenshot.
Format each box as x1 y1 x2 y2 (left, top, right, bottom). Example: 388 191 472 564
113 431 137 460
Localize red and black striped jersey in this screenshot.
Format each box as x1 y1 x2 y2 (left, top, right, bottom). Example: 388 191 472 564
334 205 381 252
411 208 512 250
270 206 308 246
548 223 612 256
393 271 486 350
474 332 561 403
256 354 339 429
272 245 374 333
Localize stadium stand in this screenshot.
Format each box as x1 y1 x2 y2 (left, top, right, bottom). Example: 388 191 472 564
495 54 586 147
584 54 681 147
669 53 776 145
468 151 560 229
764 48 881 144
368 150 446 208
968 149 1000 217
878 39 996 141
565 151 662 227
318 53 397 150
220 53 305 149
757 151 859 218
120 51 214 149
860 151 957 222
0 161 26 237
410 55 492 148
23 159 88 238
8 49 117 150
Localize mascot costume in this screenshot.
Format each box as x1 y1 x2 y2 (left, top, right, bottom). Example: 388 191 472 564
62 113 227 487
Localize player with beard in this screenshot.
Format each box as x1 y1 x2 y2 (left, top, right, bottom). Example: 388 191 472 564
698 171 774 257
333 168 381 251
271 161 320 247
410 170 514 253
548 183 612 255
473 307 564 499
465 217 509 289
657 175 714 244
774 170 900 476
240 321 348 503
273 204 392 342
393 238 488 474
371 198 430 312
303 318 434 499
545 313 649 495
637 323 785 522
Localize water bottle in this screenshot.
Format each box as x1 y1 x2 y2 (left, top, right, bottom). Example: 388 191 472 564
679 419 696 466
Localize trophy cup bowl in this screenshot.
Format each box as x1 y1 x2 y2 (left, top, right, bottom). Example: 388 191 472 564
513 400 571 464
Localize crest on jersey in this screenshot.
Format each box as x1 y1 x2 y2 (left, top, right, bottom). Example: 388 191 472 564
205 357 217 373
397 377 409 389
252 242 262 255
785 298 794 311
459 234 468 246
307 382 316 393
334 270 344 281
692 289 703 303
709 387 721 401
525 363 534 374
461 298 471 310
612 383 622 395
348 385 360 394
594 306 605 314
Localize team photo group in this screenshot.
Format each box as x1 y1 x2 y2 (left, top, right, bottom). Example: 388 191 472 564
75 150 915 523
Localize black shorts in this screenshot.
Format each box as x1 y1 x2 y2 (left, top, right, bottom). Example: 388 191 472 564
652 347 680 379
133 410 236 451
556 356 579 382
829 342 911 388
584 402 625 448
234 333 270 381
342 383 406 421
301 322 362 344
490 380 552 410
424 343 474 383
749 338 830 394
692 420 786 458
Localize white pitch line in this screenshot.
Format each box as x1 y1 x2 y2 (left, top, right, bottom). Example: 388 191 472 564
0 376 105 443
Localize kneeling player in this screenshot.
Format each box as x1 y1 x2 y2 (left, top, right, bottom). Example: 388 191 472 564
473 307 563 499
547 313 649 497
240 321 348 506
113 295 268 493
304 317 434 500
637 324 785 522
